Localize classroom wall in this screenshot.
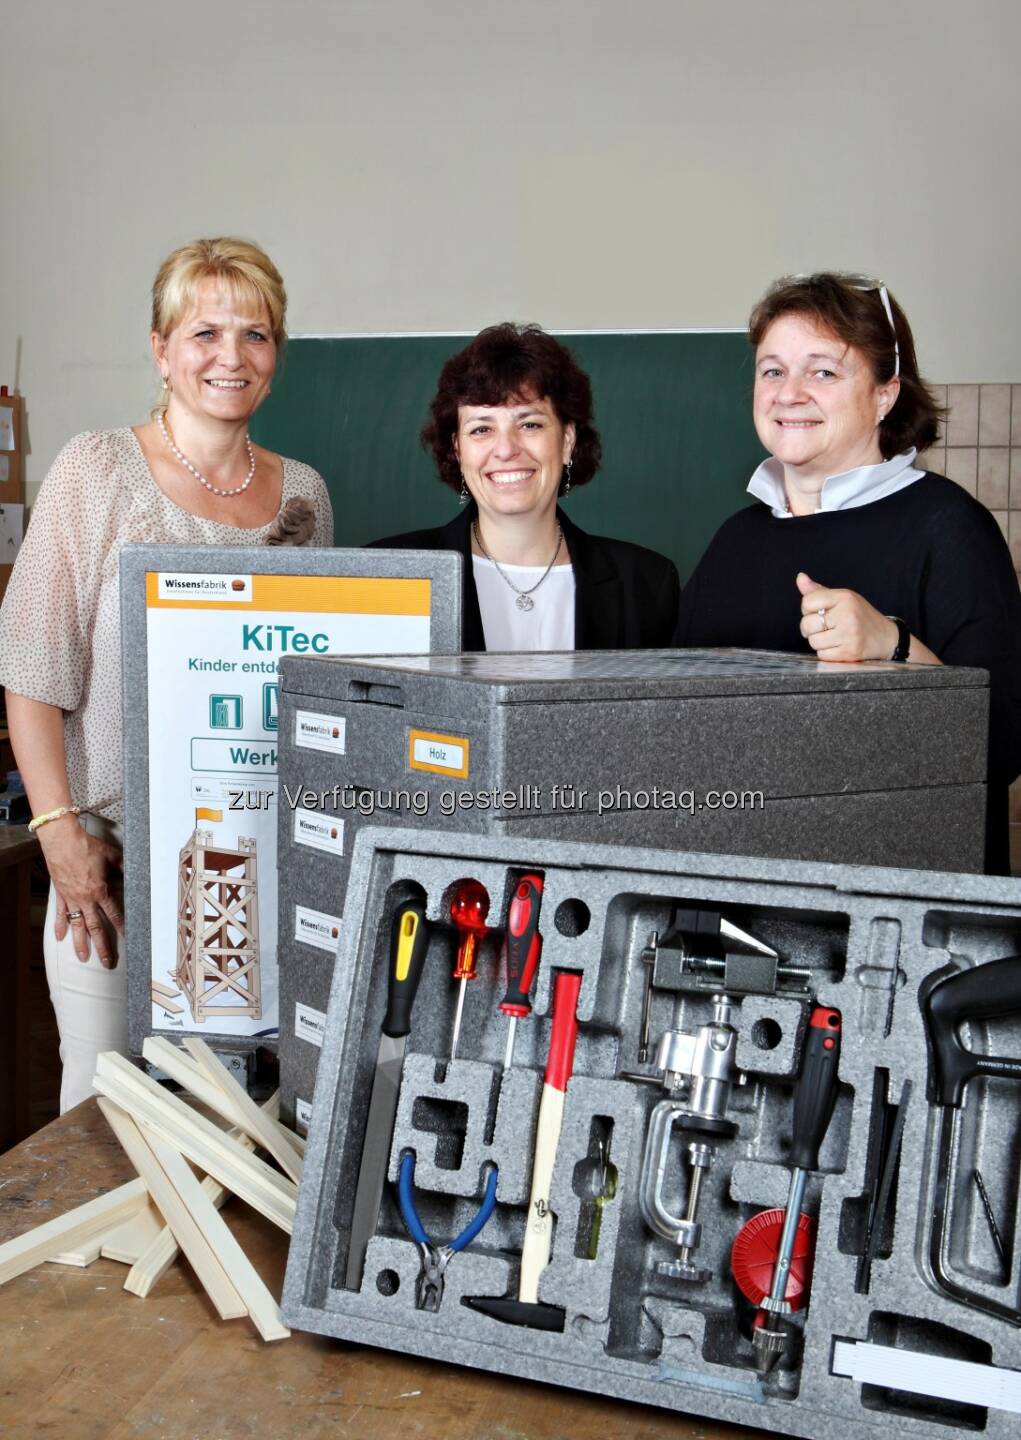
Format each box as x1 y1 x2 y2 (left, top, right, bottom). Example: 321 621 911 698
1 0 1019 504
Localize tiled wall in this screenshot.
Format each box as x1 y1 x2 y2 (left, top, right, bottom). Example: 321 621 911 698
919 384 1021 871
918 384 1021 583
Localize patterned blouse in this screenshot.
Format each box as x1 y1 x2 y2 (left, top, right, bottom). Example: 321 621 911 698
0 428 333 820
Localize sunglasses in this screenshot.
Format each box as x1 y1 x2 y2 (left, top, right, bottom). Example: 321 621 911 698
792 273 900 378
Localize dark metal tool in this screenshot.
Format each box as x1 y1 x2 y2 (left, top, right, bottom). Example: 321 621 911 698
923 955 1021 1326
576 1137 619 1259
637 913 806 1056
751 1005 842 1374
855 1075 912 1294
345 898 431 1290
398 1151 499 1310
973 1169 1009 1276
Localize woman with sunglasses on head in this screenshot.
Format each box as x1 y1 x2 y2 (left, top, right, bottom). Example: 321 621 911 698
675 272 1021 873
370 322 679 651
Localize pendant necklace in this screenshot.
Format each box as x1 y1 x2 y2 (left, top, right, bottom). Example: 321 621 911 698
472 521 564 611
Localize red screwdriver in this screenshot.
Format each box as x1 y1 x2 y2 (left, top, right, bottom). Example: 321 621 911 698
499 874 545 1071
448 880 490 1059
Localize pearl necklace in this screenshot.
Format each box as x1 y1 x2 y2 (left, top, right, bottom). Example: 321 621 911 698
157 412 256 497
472 520 564 611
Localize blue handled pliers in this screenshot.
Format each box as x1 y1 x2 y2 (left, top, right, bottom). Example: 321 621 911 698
398 1151 499 1311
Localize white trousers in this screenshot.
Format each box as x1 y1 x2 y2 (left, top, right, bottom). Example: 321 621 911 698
42 815 128 1112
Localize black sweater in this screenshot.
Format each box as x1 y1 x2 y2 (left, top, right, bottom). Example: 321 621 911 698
675 474 1021 873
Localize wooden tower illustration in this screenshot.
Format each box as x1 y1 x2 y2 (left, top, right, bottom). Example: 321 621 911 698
176 810 261 1023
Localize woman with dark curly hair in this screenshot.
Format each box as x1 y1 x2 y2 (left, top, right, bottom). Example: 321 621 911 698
370 323 679 651
675 272 1021 873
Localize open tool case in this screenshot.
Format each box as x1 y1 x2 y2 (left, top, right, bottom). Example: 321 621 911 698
284 827 1021 1438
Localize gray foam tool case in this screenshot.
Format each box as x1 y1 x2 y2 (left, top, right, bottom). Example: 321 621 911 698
284 825 1021 1439
121 544 461 1058
276 648 987 1120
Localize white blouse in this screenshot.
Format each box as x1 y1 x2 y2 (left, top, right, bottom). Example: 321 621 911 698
472 556 575 651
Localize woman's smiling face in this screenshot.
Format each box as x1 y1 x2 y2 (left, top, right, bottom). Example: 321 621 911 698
454 394 574 525
753 312 899 482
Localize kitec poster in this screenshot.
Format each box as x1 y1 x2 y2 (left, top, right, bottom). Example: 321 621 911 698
144 569 431 1037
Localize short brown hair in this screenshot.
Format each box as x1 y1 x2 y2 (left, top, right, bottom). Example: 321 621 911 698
748 273 944 458
151 237 287 349
422 323 602 493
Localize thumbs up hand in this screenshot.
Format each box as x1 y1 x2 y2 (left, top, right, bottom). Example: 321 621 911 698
796 571 902 662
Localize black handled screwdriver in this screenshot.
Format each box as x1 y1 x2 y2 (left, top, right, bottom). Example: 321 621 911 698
753 1005 842 1374
345 898 431 1289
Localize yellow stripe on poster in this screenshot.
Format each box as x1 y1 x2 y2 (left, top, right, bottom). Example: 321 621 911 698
146 572 432 615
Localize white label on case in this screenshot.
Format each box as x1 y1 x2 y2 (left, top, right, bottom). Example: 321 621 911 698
294 1002 326 1048
293 808 344 855
295 1097 313 1133
294 905 342 953
295 710 346 753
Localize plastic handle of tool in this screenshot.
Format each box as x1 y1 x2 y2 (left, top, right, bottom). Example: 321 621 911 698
450 1165 499 1252
453 931 481 982
382 899 431 1039
924 954 1021 1108
789 1005 842 1173
398 1152 429 1245
544 970 583 1091
499 874 544 1018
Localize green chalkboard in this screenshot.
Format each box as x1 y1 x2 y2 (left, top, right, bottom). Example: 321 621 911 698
250 333 767 581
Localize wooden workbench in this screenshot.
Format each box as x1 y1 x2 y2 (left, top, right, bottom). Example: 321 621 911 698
0 1100 752 1440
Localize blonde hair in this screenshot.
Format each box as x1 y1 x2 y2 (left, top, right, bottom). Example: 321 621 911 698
151 237 287 347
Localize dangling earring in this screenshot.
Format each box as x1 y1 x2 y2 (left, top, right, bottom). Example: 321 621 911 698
162 371 172 393
561 459 573 498
459 479 469 506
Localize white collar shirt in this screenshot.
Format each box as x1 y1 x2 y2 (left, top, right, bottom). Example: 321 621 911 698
747 448 925 519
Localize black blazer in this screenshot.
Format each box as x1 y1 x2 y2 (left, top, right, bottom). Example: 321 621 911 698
368 506 680 652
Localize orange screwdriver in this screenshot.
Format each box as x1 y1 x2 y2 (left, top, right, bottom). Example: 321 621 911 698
448 880 490 1059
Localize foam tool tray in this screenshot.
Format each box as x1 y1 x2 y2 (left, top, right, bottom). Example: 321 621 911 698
284 826 1021 1439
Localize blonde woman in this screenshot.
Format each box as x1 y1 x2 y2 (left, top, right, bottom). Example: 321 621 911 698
0 237 332 1109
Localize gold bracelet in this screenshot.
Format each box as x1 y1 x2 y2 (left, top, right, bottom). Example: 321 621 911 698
28 803 81 833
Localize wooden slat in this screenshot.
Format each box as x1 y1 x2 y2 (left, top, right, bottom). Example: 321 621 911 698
50 1237 103 1267
0 1178 147 1286
142 1038 305 1161
97 1100 246 1322
124 1132 255 1298
99 1202 164 1265
93 1054 296 1232
183 1038 303 1183
138 1125 289 1343
125 1093 279 1297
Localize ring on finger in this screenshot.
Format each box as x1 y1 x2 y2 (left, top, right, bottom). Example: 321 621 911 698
67 909 85 922
817 607 829 632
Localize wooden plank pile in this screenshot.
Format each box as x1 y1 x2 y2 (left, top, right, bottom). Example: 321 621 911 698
0 1037 303 1342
